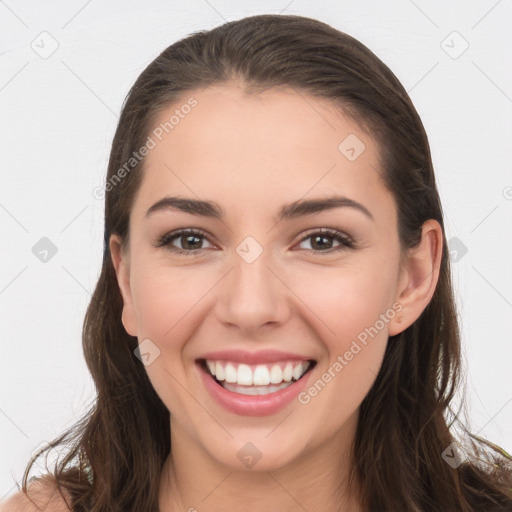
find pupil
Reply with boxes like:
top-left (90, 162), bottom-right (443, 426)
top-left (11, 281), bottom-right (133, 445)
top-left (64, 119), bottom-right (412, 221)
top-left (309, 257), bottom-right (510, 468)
top-left (312, 235), bottom-right (331, 250)
top-left (183, 235), bottom-right (201, 249)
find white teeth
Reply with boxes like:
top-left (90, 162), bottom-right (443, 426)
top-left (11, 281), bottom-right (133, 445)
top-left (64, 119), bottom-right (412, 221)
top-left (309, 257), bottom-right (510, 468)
top-left (223, 381), bottom-right (293, 395)
top-left (225, 362), bottom-right (237, 383)
top-left (283, 363), bottom-right (293, 382)
top-left (237, 364), bottom-right (253, 385)
top-left (215, 361), bottom-right (225, 381)
top-left (270, 364), bottom-right (282, 384)
top-left (292, 363), bottom-right (304, 380)
top-left (253, 365), bottom-right (270, 385)
top-left (204, 359), bottom-right (312, 387)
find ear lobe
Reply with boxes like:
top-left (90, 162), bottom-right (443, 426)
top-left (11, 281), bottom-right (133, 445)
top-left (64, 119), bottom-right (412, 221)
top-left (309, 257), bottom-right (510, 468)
top-left (109, 234), bottom-right (138, 337)
top-left (388, 220), bottom-right (443, 337)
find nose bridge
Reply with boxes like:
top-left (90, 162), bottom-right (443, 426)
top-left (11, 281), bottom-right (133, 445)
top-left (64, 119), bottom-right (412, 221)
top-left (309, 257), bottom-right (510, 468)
top-left (215, 237), bottom-right (288, 330)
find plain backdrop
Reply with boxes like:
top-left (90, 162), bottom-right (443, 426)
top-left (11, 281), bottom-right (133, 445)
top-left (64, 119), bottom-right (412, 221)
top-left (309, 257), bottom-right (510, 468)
top-left (1, 0), bottom-right (511, 500)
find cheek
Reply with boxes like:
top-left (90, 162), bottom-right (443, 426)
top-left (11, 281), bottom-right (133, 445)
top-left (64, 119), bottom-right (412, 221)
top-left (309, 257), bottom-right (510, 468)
top-left (288, 256), bottom-right (397, 353)
top-left (128, 259), bottom-right (223, 402)
top-left (295, 268), bottom-right (391, 439)
top-left (131, 260), bottom-right (211, 340)
top-left (289, 257), bottom-right (395, 417)
top-left (129, 262), bottom-right (210, 418)
top-left (298, 336), bottom-right (387, 444)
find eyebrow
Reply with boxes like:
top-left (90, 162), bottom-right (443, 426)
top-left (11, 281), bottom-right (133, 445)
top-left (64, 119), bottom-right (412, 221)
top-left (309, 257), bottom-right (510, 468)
top-left (145, 195), bottom-right (374, 223)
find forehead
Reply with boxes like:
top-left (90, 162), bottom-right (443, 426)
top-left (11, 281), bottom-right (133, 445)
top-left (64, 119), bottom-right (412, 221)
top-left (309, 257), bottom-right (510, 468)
top-left (133, 82), bottom-right (394, 221)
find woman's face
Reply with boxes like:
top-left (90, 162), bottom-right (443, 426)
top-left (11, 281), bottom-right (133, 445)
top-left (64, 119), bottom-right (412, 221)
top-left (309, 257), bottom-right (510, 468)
top-left (112, 82), bottom-right (409, 471)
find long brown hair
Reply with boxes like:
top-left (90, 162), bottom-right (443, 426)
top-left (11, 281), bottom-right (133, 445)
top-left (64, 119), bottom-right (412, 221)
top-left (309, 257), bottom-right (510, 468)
top-left (17, 14), bottom-right (512, 511)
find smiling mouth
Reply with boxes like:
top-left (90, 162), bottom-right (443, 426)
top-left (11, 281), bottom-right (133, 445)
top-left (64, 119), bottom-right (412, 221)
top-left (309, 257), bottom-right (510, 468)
top-left (198, 359), bottom-right (317, 396)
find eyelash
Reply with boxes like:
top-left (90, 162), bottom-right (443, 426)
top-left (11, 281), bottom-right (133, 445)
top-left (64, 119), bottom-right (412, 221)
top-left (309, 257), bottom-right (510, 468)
top-left (155, 227), bottom-right (356, 256)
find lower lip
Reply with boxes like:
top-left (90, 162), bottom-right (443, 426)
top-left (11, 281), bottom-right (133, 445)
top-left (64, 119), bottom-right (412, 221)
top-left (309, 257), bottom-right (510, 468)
top-left (197, 362), bottom-right (314, 416)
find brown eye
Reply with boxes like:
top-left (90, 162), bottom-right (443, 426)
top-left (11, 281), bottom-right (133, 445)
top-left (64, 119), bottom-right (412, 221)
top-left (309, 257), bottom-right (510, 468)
top-left (297, 228), bottom-right (355, 253)
top-left (156, 229), bottom-right (214, 255)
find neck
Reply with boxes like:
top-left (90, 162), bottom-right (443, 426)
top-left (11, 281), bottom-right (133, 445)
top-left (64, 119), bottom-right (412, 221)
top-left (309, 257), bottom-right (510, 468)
top-left (159, 413), bottom-right (362, 512)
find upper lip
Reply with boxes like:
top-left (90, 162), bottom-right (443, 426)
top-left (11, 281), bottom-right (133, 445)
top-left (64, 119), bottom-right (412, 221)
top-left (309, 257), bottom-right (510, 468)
top-left (197, 349), bottom-right (314, 365)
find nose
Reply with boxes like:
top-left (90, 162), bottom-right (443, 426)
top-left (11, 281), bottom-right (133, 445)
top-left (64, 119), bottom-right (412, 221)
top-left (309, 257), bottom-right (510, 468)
top-left (214, 244), bottom-right (291, 335)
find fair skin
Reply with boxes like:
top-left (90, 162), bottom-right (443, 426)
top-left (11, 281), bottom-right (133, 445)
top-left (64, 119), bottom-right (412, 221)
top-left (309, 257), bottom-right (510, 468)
top-left (108, 82), bottom-right (442, 512)
top-left (0, 477), bottom-right (74, 512)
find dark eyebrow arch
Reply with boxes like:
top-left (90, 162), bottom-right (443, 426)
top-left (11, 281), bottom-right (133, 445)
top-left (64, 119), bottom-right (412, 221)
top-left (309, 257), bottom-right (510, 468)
top-left (145, 195), bottom-right (374, 222)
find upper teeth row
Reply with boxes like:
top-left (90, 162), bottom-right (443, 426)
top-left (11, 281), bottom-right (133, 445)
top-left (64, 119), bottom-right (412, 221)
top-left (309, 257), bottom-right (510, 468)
top-left (206, 360), bottom-right (311, 386)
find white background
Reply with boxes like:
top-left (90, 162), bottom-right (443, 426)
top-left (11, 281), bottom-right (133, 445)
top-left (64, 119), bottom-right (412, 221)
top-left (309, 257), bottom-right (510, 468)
top-left (1, 0), bottom-right (511, 501)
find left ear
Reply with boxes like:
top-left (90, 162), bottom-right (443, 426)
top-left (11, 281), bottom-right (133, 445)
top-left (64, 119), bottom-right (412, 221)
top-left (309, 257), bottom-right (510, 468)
top-left (388, 219), bottom-right (444, 336)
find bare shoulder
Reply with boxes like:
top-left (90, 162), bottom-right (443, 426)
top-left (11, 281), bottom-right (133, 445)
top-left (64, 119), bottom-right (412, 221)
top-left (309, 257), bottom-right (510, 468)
top-left (0, 477), bottom-right (73, 512)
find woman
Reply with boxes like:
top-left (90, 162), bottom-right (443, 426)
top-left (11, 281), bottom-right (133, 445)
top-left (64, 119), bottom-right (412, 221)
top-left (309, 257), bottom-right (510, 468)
top-left (4, 13), bottom-right (511, 512)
